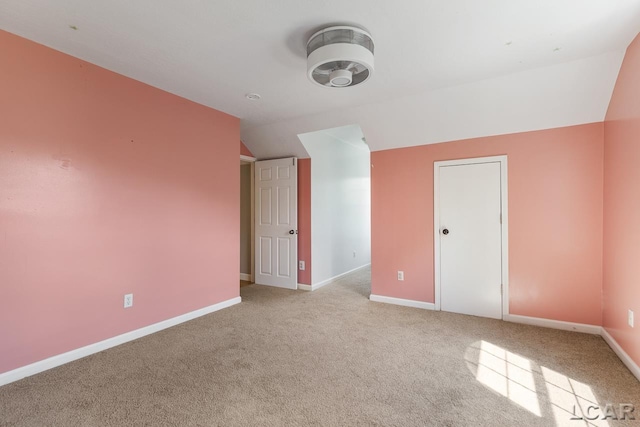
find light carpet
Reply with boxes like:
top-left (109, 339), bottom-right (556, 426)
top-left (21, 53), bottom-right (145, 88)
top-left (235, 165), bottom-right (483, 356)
top-left (1, 267), bottom-right (639, 426)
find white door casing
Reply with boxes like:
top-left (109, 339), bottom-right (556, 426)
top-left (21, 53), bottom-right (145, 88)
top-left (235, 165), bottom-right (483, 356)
top-left (240, 155), bottom-right (256, 283)
top-left (254, 157), bottom-right (298, 289)
top-left (434, 156), bottom-right (509, 319)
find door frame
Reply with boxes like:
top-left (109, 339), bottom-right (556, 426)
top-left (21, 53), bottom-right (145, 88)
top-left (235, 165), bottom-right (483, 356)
top-left (240, 154), bottom-right (256, 282)
top-left (253, 157), bottom-right (298, 289)
top-left (433, 155), bottom-right (509, 318)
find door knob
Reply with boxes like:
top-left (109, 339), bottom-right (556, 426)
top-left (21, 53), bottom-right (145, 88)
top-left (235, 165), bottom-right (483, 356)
top-left (289, 230), bottom-right (295, 235)
top-left (442, 228), bottom-right (449, 235)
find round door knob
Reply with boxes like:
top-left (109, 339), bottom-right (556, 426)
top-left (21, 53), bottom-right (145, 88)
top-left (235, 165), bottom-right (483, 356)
top-left (442, 228), bottom-right (449, 235)
top-left (289, 230), bottom-right (295, 235)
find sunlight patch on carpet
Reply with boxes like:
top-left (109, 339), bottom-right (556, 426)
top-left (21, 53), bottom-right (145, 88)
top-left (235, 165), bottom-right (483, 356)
top-left (466, 340), bottom-right (541, 416)
top-left (465, 340), bottom-right (611, 427)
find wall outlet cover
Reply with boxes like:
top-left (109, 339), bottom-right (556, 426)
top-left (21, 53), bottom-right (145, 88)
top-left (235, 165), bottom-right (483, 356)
top-left (124, 293), bottom-right (133, 308)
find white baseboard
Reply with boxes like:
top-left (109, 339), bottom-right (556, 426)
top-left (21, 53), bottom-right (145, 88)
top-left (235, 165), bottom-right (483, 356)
top-left (601, 328), bottom-right (640, 382)
top-left (369, 294), bottom-right (436, 310)
top-left (0, 296), bottom-right (242, 387)
top-left (239, 273), bottom-right (252, 282)
top-left (503, 314), bottom-right (602, 335)
top-left (302, 264), bottom-right (371, 292)
top-left (297, 283), bottom-right (312, 291)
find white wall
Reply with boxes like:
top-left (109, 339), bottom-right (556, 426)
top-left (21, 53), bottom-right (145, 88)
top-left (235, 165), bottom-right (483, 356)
top-left (299, 125), bottom-right (371, 285)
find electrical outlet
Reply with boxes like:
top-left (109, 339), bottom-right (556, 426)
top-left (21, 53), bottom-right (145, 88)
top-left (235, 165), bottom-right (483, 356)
top-left (397, 271), bottom-right (404, 281)
top-left (299, 260), bottom-right (305, 271)
top-left (124, 293), bottom-right (133, 308)
top-left (629, 310), bottom-right (634, 328)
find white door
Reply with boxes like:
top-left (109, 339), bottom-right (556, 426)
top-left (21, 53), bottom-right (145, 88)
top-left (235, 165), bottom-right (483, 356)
top-left (436, 159), bottom-right (504, 319)
top-left (254, 158), bottom-right (298, 289)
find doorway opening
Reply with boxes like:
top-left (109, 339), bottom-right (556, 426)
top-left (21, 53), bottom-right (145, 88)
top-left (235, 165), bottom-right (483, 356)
top-left (298, 124), bottom-right (372, 294)
top-left (240, 155), bottom-right (256, 287)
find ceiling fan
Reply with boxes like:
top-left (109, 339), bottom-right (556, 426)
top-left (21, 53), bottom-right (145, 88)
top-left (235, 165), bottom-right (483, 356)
top-left (307, 25), bottom-right (375, 88)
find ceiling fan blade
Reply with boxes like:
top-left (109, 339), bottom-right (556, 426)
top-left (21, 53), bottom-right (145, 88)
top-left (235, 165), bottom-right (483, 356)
top-left (313, 68), bottom-right (332, 76)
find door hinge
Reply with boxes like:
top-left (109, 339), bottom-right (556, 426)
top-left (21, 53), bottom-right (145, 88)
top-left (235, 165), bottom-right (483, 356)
top-left (500, 283), bottom-right (503, 294)
top-left (500, 213), bottom-right (502, 224)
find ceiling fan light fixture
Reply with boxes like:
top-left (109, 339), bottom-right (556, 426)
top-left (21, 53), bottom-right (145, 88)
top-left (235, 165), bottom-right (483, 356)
top-left (306, 25), bottom-right (374, 88)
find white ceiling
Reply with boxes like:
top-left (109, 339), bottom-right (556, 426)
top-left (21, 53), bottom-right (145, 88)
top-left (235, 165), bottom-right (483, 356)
top-left (245, 50), bottom-right (625, 158)
top-left (1, 0), bottom-right (639, 157)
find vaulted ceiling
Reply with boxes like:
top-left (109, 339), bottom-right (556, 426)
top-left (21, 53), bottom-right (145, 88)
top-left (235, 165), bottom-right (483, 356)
top-left (1, 0), bottom-right (639, 158)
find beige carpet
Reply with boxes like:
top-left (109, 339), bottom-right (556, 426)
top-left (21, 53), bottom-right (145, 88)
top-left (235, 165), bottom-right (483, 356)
top-left (1, 267), bottom-right (638, 426)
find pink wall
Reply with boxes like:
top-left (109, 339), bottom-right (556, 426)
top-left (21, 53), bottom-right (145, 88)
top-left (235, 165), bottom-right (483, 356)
top-left (240, 141), bottom-right (254, 157)
top-left (371, 123), bottom-right (604, 325)
top-left (603, 33), bottom-right (640, 366)
top-left (297, 159), bottom-right (312, 285)
top-left (0, 30), bottom-right (240, 374)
